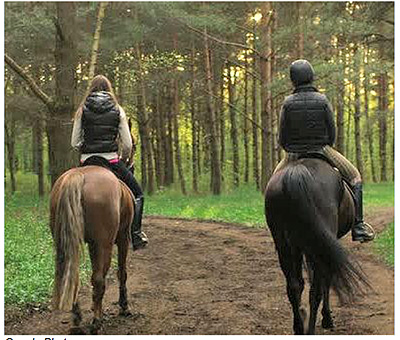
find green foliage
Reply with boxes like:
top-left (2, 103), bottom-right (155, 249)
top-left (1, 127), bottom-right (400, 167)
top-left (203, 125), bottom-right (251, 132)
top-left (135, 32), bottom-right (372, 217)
top-left (4, 193), bottom-right (54, 305)
top-left (363, 182), bottom-right (394, 207)
top-left (146, 184), bottom-right (266, 228)
top-left (374, 222), bottom-right (394, 267)
top-left (4, 177), bottom-right (90, 306)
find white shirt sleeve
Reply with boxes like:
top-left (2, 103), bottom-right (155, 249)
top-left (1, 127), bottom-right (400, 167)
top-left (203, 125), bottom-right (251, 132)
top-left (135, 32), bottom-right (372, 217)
top-left (71, 108), bottom-right (84, 151)
top-left (118, 106), bottom-right (133, 160)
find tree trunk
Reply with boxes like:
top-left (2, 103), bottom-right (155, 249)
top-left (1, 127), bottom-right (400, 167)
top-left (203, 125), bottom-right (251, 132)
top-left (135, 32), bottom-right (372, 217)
top-left (363, 48), bottom-right (377, 182)
top-left (191, 44), bottom-right (199, 193)
top-left (171, 76), bottom-right (187, 195)
top-left (5, 115), bottom-right (17, 194)
top-left (87, 1), bottom-right (108, 86)
top-left (335, 35), bottom-right (346, 154)
top-left (165, 89), bottom-right (175, 186)
top-left (151, 91), bottom-right (163, 188)
top-left (353, 49), bottom-right (363, 178)
top-left (228, 62), bottom-right (239, 187)
top-left (219, 61), bottom-right (226, 175)
top-left (345, 96), bottom-right (352, 159)
top-left (204, 30), bottom-right (222, 195)
top-left (259, 2), bottom-right (273, 190)
top-left (136, 42), bottom-right (155, 194)
top-left (270, 13), bottom-right (278, 169)
top-left (252, 37), bottom-right (260, 190)
top-left (33, 116), bottom-right (45, 196)
top-left (48, 1), bottom-right (78, 184)
top-left (243, 51), bottom-right (250, 183)
top-left (378, 71), bottom-right (388, 182)
top-left (296, 2), bottom-right (304, 58)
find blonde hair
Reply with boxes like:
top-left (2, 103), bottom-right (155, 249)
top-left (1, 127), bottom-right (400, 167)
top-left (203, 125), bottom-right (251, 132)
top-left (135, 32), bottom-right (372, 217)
top-left (74, 75), bottom-right (119, 119)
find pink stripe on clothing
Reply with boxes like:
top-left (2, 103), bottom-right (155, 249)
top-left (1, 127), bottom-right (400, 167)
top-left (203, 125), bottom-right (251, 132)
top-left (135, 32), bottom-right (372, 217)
top-left (108, 158), bottom-right (119, 164)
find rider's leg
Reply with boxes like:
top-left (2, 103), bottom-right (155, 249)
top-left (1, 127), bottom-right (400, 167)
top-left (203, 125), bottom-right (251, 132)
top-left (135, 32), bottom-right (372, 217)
top-left (110, 161), bottom-right (148, 250)
top-left (273, 153), bottom-right (289, 174)
top-left (128, 176), bottom-right (148, 251)
top-left (322, 146), bottom-right (375, 242)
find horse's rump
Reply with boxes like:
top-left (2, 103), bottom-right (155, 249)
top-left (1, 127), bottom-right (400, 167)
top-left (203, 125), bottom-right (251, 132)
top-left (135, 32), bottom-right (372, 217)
top-left (50, 166), bottom-right (133, 312)
top-left (266, 159), bottom-right (368, 301)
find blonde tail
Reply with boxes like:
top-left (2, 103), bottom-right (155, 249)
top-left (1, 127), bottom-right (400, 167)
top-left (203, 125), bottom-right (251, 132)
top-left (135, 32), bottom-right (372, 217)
top-left (52, 171), bottom-right (85, 311)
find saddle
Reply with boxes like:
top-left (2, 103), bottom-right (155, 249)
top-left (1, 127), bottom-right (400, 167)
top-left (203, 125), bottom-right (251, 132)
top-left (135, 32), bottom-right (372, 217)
top-left (295, 152), bottom-right (355, 202)
top-left (81, 155), bottom-right (113, 170)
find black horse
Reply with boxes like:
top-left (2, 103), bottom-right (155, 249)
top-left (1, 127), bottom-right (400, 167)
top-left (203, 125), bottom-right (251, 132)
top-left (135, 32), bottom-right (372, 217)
top-left (265, 157), bottom-right (369, 335)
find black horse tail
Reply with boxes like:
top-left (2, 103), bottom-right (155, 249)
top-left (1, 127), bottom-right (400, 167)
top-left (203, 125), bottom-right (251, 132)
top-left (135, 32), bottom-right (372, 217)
top-left (281, 163), bottom-right (369, 302)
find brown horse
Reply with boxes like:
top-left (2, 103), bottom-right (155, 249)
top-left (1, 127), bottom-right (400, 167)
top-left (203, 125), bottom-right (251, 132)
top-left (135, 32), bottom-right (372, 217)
top-left (265, 158), bottom-right (370, 335)
top-left (50, 165), bottom-right (134, 334)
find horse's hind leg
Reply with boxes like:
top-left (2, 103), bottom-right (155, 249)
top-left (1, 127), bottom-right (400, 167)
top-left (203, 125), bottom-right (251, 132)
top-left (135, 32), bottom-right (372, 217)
top-left (68, 302), bottom-right (86, 335)
top-left (274, 237), bottom-right (305, 335)
top-left (307, 264), bottom-right (323, 335)
top-left (321, 280), bottom-right (334, 329)
top-left (69, 279), bottom-right (85, 334)
top-left (88, 241), bottom-right (113, 334)
top-left (117, 235), bottom-right (131, 316)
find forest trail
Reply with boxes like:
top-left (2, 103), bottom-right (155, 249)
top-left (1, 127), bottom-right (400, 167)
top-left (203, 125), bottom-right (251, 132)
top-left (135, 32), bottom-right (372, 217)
top-left (5, 207), bottom-right (394, 335)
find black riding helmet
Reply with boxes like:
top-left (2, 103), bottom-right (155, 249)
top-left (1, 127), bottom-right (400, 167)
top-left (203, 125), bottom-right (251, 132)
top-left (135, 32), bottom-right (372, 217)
top-left (289, 59), bottom-right (315, 87)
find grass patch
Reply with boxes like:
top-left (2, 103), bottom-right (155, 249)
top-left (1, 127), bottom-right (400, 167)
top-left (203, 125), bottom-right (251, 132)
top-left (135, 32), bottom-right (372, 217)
top-left (146, 184), bottom-right (266, 228)
top-left (146, 182), bottom-right (394, 227)
top-left (373, 222), bottom-right (394, 267)
top-left (4, 187), bottom-right (91, 306)
top-left (363, 182), bottom-right (394, 207)
top-left (5, 193), bottom-right (54, 305)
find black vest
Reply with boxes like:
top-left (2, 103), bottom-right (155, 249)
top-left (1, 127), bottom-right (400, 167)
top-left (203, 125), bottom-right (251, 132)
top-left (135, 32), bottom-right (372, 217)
top-left (278, 85), bottom-right (336, 153)
top-left (81, 91), bottom-right (120, 154)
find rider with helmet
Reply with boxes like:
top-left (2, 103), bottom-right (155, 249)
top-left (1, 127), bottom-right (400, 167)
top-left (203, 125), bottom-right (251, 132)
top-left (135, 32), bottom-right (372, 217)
top-left (275, 60), bottom-right (375, 243)
top-left (71, 75), bottom-right (148, 251)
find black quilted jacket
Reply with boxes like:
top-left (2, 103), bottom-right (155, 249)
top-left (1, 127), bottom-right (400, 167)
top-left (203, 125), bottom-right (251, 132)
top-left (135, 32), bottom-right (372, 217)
top-left (278, 85), bottom-right (336, 153)
top-left (81, 91), bottom-right (120, 154)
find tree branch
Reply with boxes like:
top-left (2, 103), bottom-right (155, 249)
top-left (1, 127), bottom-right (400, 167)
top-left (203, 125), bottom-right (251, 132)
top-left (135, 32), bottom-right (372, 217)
top-left (176, 18), bottom-right (267, 59)
top-left (5, 53), bottom-right (54, 110)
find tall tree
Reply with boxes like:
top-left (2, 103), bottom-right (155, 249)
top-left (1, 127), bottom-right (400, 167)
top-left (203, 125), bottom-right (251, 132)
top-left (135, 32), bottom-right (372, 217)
top-left (5, 2), bottom-right (78, 185)
top-left (259, 2), bottom-right (273, 190)
top-left (204, 30), bottom-right (222, 195)
top-left (228, 62), bottom-right (240, 187)
top-left (87, 2), bottom-right (108, 85)
top-left (353, 48), bottom-right (363, 177)
top-left (363, 47), bottom-right (377, 182)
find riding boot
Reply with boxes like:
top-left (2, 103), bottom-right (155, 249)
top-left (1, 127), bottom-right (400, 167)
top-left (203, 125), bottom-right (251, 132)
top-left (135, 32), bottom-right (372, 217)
top-left (351, 182), bottom-right (375, 243)
top-left (131, 196), bottom-right (148, 251)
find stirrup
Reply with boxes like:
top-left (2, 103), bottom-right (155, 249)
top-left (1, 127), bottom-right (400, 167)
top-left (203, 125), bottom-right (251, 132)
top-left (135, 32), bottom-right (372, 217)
top-left (132, 232), bottom-right (148, 251)
top-left (352, 222), bottom-right (375, 243)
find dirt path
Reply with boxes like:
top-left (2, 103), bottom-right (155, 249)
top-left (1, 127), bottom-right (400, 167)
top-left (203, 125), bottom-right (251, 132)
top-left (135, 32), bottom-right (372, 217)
top-left (5, 207), bottom-right (394, 335)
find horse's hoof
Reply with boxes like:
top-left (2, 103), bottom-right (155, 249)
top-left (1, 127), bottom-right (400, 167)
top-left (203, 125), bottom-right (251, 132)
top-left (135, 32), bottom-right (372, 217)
top-left (89, 318), bottom-right (102, 335)
top-left (322, 317), bottom-right (334, 329)
top-left (119, 309), bottom-right (133, 317)
top-left (299, 307), bottom-right (307, 323)
top-left (88, 324), bottom-right (99, 335)
top-left (69, 326), bottom-right (86, 335)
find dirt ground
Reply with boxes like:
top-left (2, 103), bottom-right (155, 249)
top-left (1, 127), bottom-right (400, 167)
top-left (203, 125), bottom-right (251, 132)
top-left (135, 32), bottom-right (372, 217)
top-left (4, 207), bottom-right (394, 335)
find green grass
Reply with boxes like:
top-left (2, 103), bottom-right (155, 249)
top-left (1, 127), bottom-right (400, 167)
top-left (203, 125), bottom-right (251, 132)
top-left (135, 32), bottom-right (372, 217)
top-left (4, 173), bottom-right (91, 306)
top-left (363, 182), bottom-right (395, 207)
top-left (374, 222), bottom-right (395, 267)
top-left (4, 173), bottom-right (394, 306)
top-left (145, 182), bottom-right (394, 225)
top-left (146, 185), bottom-right (266, 228)
top-left (4, 193), bottom-right (54, 305)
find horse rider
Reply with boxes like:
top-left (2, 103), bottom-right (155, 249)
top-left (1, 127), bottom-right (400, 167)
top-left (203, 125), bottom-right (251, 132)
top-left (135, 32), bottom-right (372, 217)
top-left (274, 59), bottom-right (375, 243)
top-left (71, 74), bottom-right (148, 251)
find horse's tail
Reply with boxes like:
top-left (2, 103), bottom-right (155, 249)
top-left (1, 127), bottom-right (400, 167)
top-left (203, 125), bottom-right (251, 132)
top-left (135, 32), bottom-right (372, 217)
top-left (281, 163), bottom-right (369, 302)
top-left (52, 170), bottom-right (85, 311)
